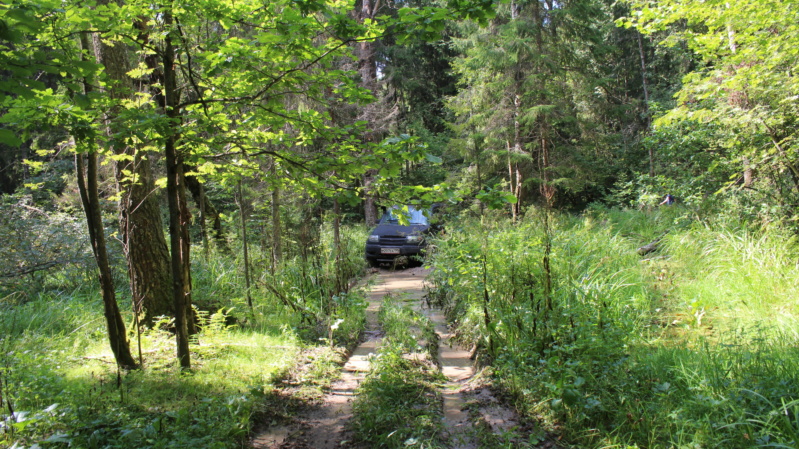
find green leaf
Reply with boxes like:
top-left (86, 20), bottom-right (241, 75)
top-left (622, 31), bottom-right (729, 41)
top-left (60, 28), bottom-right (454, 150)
top-left (0, 129), bottom-right (22, 147)
top-left (45, 433), bottom-right (72, 443)
top-left (74, 94), bottom-right (91, 109)
top-left (424, 153), bottom-right (442, 164)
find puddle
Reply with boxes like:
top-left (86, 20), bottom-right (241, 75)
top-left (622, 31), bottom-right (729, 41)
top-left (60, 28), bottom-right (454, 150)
top-left (421, 301), bottom-right (477, 448)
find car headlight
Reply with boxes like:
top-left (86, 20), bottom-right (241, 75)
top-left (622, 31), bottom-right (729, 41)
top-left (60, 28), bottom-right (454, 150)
top-left (406, 235), bottom-right (424, 244)
top-left (368, 235), bottom-right (380, 243)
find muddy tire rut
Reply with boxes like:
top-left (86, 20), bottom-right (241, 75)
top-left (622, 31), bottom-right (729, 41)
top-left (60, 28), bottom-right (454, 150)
top-left (250, 267), bottom-right (548, 449)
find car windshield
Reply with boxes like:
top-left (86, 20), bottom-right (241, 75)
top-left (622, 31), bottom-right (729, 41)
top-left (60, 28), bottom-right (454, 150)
top-left (379, 206), bottom-right (429, 225)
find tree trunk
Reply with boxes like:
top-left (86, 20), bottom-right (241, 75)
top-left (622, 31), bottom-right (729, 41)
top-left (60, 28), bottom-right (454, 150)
top-left (333, 196), bottom-right (342, 295)
top-left (363, 172), bottom-right (378, 225)
top-left (237, 181), bottom-right (253, 311)
top-left (637, 31), bottom-right (653, 177)
top-left (505, 138), bottom-right (522, 221)
top-left (743, 157), bottom-right (754, 188)
top-left (512, 82), bottom-right (523, 220)
top-left (76, 151), bottom-right (138, 370)
top-left (540, 131), bottom-right (555, 206)
top-left (162, 10), bottom-right (192, 369)
top-left (92, 0), bottom-right (173, 327)
top-left (185, 173), bottom-right (229, 252)
top-left (270, 161), bottom-right (282, 272)
top-left (357, 0), bottom-right (381, 225)
top-left (474, 141), bottom-right (484, 215)
top-left (117, 159), bottom-right (173, 325)
top-left (726, 25), bottom-right (755, 188)
top-left (76, 31), bottom-right (138, 370)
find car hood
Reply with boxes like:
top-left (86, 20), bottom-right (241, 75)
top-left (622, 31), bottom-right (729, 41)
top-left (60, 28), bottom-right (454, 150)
top-left (370, 223), bottom-right (428, 236)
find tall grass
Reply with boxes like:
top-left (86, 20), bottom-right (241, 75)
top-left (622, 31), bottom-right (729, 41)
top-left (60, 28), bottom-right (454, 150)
top-left (427, 206), bottom-right (799, 448)
top-left (664, 225), bottom-right (799, 335)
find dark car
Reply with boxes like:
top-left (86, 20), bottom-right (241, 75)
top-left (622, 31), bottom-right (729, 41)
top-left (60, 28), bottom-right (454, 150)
top-left (365, 205), bottom-right (431, 267)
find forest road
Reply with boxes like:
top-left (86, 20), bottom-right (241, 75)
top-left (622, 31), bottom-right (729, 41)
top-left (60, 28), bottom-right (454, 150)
top-left (250, 266), bottom-right (546, 449)
top-left (249, 267), bottom-right (428, 448)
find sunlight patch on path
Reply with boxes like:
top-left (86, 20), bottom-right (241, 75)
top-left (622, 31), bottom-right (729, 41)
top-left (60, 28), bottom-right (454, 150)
top-left (419, 303), bottom-right (477, 448)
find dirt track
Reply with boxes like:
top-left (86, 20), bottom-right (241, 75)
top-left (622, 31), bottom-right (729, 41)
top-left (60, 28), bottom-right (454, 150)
top-left (251, 267), bottom-right (545, 449)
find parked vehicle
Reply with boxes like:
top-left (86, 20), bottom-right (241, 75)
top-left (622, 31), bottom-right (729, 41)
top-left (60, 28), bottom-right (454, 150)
top-left (364, 205), bottom-right (431, 267)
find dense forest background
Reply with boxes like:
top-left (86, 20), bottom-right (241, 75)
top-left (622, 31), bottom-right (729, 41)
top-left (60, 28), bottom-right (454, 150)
top-left (4, 0), bottom-right (798, 250)
top-left (2, 0), bottom-right (798, 447)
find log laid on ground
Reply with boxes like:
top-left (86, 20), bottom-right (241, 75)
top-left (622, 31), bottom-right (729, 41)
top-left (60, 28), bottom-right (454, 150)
top-left (637, 230), bottom-right (669, 256)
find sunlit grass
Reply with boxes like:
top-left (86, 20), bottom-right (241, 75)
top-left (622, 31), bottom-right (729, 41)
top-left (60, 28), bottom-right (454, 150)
top-left (352, 295), bottom-right (445, 448)
top-left (665, 226), bottom-right (799, 337)
top-left (2, 223), bottom-right (369, 448)
top-left (60, 323), bottom-right (300, 404)
top-left (2, 296), bottom-right (303, 448)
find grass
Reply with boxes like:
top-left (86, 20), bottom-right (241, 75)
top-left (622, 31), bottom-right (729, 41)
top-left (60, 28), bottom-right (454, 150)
top-left (663, 226), bottom-right (799, 335)
top-left (1, 224), bottom-right (370, 448)
top-left (351, 294), bottom-right (446, 448)
top-left (427, 205), bottom-right (799, 448)
top-left (1, 297), bottom-right (302, 448)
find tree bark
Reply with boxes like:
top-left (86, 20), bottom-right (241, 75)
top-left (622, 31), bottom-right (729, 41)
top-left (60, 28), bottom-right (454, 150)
top-left (76, 151), bottom-right (138, 370)
top-left (237, 181), bottom-right (253, 311)
top-left (76, 31), bottom-right (138, 370)
top-left (363, 173), bottom-right (378, 225)
top-left (511, 78), bottom-right (523, 220)
top-left (357, 0), bottom-right (381, 225)
top-left (637, 31), bottom-right (653, 177)
top-left (270, 162), bottom-right (282, 272)
top-left (91, 0), bottom-right (173, 327)
top-left (333, 196), bottom-right (342, 295)
top-left (162, 9), bottom-right (192, 369)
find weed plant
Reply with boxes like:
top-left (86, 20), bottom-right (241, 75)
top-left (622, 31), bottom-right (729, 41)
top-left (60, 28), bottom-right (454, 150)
top-left (188, 223), bottom-right (368, 348)
top-left (427, 206), bottom-right (799, 448)
top-left (351, 295), bottom-right (445, 448)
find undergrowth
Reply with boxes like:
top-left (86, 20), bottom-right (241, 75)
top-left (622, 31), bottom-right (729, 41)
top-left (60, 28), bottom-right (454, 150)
top-left (1, 224), bottom-right (369, 448)
top-left (427, 205), bottom-right (799, 448)
top-left (1, 308), bottom-right (297, 448)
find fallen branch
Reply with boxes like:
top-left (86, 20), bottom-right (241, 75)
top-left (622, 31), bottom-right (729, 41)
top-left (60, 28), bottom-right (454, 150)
top-left (0, 260), bottom-right (73, 278)
top-left (637, 230), bottom-right (669, 256)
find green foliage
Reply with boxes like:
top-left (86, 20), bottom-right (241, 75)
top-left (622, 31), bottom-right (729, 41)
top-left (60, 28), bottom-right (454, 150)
top-left (0, 216), bottom-right (372, 447)
top-left (1, 0), bottom-right (467, 221)
top-left (621, 0), bottom-right (799, 225)
top-left (475, 186), bottom-right (517, 210)
top-left (445, 0), bottom-right (646, 209)
top-left (428, 207), bottom-right (799, 448)
top-left (190, 220), bottom-right (368, 346)
top-left (0, 195), bottom-right (115, 298)
top-left (0, 293), bottom-right (294, 449)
